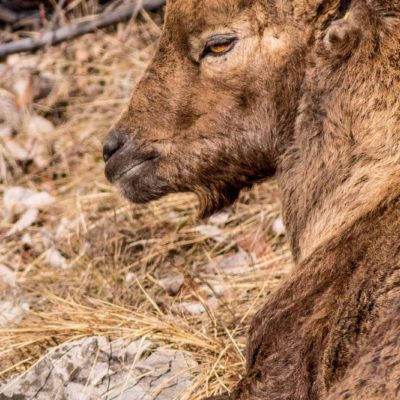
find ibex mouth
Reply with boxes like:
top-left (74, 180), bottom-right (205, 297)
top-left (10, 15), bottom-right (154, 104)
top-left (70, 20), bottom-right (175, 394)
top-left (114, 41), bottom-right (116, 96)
top-left (105, 154), bottom-right (159, 184)
top-left (111, 160), bottom-right (147, 182)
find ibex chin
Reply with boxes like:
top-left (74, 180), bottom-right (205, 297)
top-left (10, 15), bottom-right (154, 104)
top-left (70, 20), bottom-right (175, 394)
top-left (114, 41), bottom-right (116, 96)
top-left (103, 0), bottom-right (400, 398)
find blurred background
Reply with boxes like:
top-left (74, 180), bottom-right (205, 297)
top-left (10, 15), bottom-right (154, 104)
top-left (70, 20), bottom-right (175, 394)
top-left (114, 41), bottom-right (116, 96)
top-left (0, 1), bottom-right (291, 398)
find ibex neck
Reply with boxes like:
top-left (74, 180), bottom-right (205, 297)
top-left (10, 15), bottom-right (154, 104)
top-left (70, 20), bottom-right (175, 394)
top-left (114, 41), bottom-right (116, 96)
top-left (278, 0), bottom-right (400, 262)
top-left (291, 165), bottom-right (400, 262)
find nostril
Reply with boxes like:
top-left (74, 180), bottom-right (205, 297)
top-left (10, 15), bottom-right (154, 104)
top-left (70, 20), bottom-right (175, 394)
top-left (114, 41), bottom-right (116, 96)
top-left (103, 132), bottom-right (125, 162)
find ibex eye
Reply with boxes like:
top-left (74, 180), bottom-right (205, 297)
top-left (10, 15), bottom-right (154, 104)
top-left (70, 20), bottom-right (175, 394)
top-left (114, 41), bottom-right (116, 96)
top-left (202, 35), bottom-right (238, 59)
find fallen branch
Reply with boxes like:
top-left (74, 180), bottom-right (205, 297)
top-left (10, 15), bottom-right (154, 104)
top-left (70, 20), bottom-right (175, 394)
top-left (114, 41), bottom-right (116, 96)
top-left (0, 0), bottom-right (166, 59)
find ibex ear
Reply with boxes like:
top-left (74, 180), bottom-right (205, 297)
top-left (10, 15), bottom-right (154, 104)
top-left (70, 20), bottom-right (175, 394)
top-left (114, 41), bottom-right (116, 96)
top-left (320, 7), bottom-right (362, 57)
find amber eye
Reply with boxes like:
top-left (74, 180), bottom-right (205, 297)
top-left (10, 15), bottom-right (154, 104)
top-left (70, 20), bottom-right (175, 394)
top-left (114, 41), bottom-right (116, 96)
top-left (209, 43), bottom-right (233, 54)
top-left (201, 36), bottom-right (237, 59)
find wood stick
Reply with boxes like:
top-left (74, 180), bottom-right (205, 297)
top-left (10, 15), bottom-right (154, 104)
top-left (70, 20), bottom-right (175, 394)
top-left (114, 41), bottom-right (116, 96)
top-left (0, 0), bottom-right (166, 60)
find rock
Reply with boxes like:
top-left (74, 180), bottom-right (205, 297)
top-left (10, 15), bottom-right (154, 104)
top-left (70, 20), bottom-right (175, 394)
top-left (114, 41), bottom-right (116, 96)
top-left (55, 217), bottom-right (77, 240)
top-left (21, 233), bottom-right (32, 246)
top-left (0, 88), bottom-right (21, 131)
top-left (206, 250), bottom-right (255, 275)
top-left (158, 274), bottom-right (184, 296)
top-left (209, 211), bottom-right (230, 226)
top-left (125, 272), bottom-right (137, 283)
top-left (195, 224), bottom-right (225, 243)
top-left (26, 114), bottom-right (54, 137)
top-left (3, 187), bottom-right (55, 218)
top-left (173, 298), bottom-right (218, 315)
top-left (46, 248), bottom-right (68, 269)
top-left (0, 264), bottom-right (16, 287)
top-left (174, 302), bottom-right (207, 315)
top-left (201, 279), bottom-right (226, 297)
top-left (2, 139), bottom-right (29, 162)
top-left (0, 337), bottom-right (198, 400)
top-left (0, 125), bottom-right (13, 138)
top-left (0, 301), bottom-right (29, 328)
top-left (6, 208), bottom-right (38, 236)
top-left (272, 216), bottom-right (286, 236)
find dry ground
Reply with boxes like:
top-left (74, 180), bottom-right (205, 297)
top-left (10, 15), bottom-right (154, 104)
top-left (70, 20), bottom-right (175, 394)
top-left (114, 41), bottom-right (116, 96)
top-left (0, 7), bottom-right (292, 398)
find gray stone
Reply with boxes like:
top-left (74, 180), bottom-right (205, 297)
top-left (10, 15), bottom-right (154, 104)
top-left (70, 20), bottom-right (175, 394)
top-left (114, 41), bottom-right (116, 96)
top-left (0, 336), bottom-right (198, 400)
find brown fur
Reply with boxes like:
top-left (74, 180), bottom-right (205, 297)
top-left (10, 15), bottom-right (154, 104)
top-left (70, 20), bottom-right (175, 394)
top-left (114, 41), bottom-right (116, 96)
top-left (103, 0), bottom-right (400, 399)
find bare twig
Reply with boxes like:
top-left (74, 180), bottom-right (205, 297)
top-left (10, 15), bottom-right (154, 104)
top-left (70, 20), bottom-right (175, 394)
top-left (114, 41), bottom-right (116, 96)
top-left (0, 0), bottom-right (166, 59)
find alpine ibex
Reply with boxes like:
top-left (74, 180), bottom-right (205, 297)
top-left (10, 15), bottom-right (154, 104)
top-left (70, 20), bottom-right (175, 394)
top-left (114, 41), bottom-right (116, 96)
top-left (103, 0), bottom-right (400, 398)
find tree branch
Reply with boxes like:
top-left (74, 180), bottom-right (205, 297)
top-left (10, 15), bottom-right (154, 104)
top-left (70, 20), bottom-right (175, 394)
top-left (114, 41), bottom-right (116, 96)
top-left (0, 0), bottom-right (166, 60)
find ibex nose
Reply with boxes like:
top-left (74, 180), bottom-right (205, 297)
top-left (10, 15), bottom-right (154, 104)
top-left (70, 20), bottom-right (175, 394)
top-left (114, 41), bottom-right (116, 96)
top-left (103, 131), bottom-right (126, 162)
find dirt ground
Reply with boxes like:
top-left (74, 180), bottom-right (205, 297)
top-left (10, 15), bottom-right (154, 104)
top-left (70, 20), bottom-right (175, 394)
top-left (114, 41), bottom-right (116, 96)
top-left (0, 7), bottom-right (292, 398)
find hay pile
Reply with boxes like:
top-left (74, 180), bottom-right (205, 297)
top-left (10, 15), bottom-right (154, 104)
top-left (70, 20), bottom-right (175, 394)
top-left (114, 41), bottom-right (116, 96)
top-left (0, 4), bottom-right (292, 398)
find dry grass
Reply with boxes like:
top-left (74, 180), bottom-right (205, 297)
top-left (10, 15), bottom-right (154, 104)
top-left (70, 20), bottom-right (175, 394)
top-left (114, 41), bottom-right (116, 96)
top-left (0, 6), bottom-right (292, 398)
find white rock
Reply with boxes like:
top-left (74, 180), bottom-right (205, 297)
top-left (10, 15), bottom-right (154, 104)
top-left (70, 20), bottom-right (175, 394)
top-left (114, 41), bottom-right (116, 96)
top-left (0, 88), bottom-right (21, 130)
top-left (21, 233), bottom-right (33, 246)
top-left (46, 248), bottom-right (68, 269)
top-left (3, 187), bottom-right (55, 217)
top-left (2, 139), bottom-right (29, 161)
top-left (0, 264), bottom-right (16, 287)
top-left (209, 211), bottom-right (230, 226)
top-left (55, 217), bottom-right (76, 240)
top-left (6, 208), bottom-right (38, 236)
top-left (26, 137), bottom-right (49, 168)
top-left (27, 114), bottom-right (54, 137)
top-left (272, 216), bottom-right (286, 236)
top-left (0, 337), bottom-right (198, 400)
top-left (158, 274), bottom-right (184, 295)
top-left (206, 250), bottom-right (254, 275)
top-left (173, 298), bottom-right (218, 315)
top-left (195, 224), bottom-right (225, 243)
top-left (125, 272), bottom-right (137, 283)
top-left (0, 301), bottom-right (29, 328)
top-left (201, 280), bottom-right (226, 297)
top-left (0, 125), bottom-right (13, 138)
top-left (175, 302), bottom-right (207, 315)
